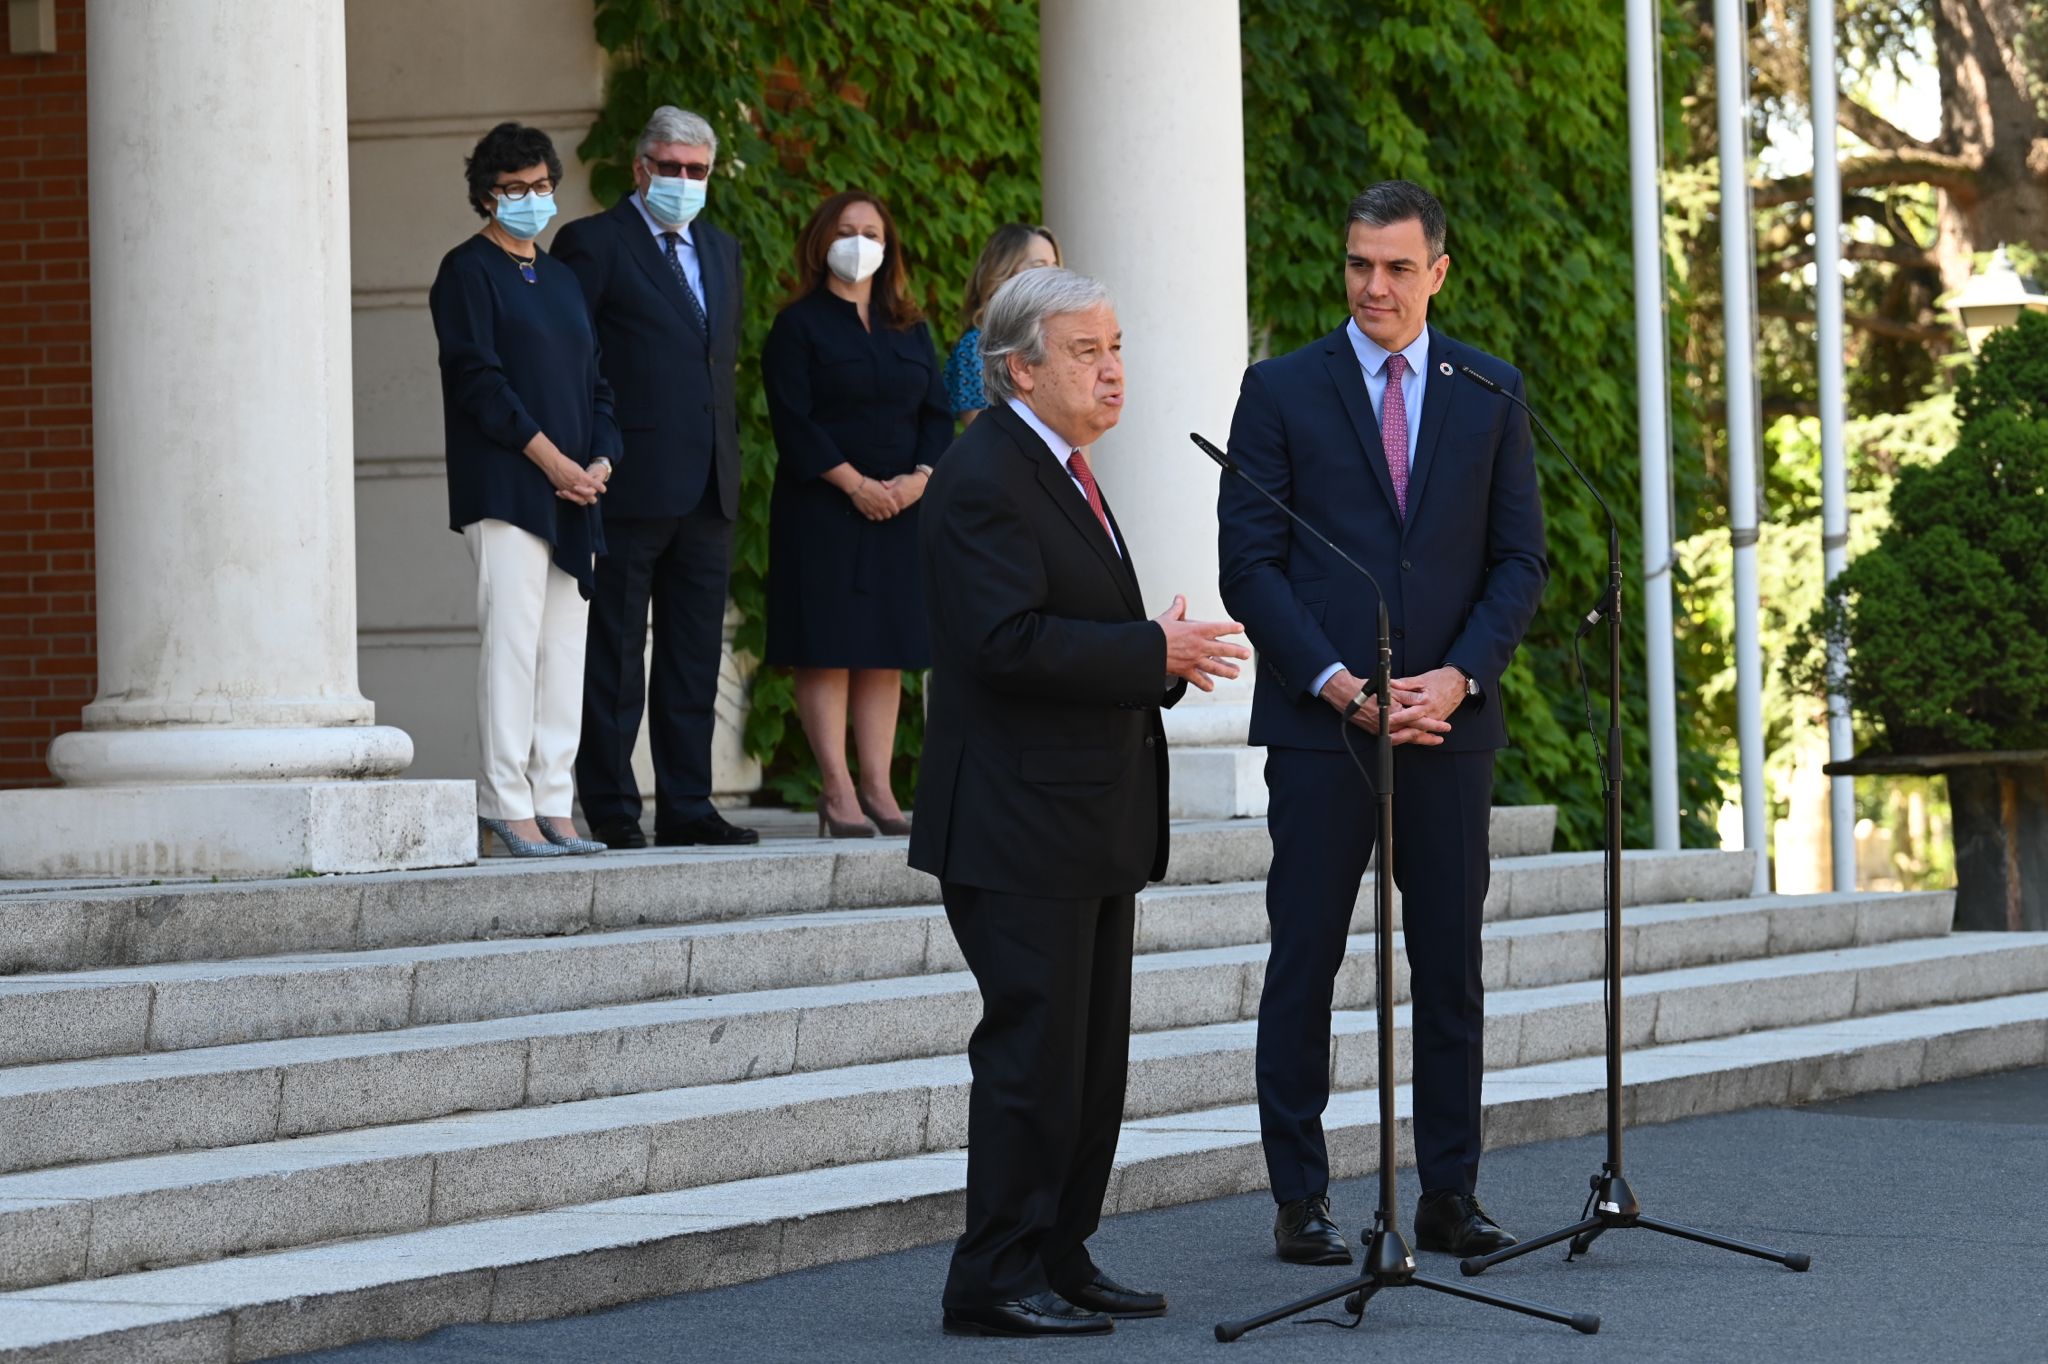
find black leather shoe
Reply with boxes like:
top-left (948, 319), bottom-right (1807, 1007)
top-left (589, 821), bottom-right (646, 850)
top-left (1275, 1194), bottom-right (1353, 1265)
top-left (1413, 1191), bottom-right (1519, 1256)
top-left (655, 812), bottom-right (761, 847)
top-left (941, 1291), bottom-right (1113, 1337)
top-left (1060, 1270), bottom-right (1166, 1319)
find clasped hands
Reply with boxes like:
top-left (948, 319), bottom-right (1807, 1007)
top-left (828, 462), bottom-right (928, 522)
top-left (1319, 665), bottom-right (1467, 746)
top-left (1154, 595), bottom-right (1251, 693)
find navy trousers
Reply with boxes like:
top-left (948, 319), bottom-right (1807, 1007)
top-left (1257, 743), bottom-right (1495, 1202)
top-left (576, 477), bottom-right (732, 834)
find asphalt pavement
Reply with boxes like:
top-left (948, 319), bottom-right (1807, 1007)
top-left (292, 1066), bottom-right (2048, 1364)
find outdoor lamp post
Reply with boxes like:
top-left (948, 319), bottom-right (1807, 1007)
top-left (1948, 245), bottom-right (2048, 351)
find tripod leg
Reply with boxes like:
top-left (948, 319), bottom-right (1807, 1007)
top-left (1412, 1273), bottom-right (1601, 1334)
top-left (1214, 1275), bottom-right (1378, 1343)
top-left (1569, 1223), bottom-right (1609, 1257)
top-left (1635, 1215), bottom-right (1811, 1271)
top-left (1460, 1215), bottom-right (1604, 1276)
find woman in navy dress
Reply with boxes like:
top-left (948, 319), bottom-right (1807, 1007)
top-left (763, 190), bottom-right (952, 837)
top-left (428, 123), bottom-right (619, 858)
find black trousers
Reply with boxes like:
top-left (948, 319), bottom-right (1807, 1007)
top-left (576, 479), bottom-right (732, 833)
top-left (941, 883), bottom-right (1136, 1309)
top-left (1257, 744), bottom-right (1495, 1202)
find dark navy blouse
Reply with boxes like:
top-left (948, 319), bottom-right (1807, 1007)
top-left (428, 234), bottom-right (621, 594)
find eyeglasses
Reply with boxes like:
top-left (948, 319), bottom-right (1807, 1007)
top-left (492, 179), bottom-right (556, 201)
top-left (643, 155), bottom-right (712, 181)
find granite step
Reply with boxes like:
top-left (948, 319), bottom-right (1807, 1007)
top-left (2, 990), bottom-right (2040, 1361)
top-left (0, 845), bottom-right (1751, 1068)
top-left (0, 914), bottom-right (2012, 1291)
top-left (0, 809), bottom-right (1562, 977)
top-left (0, 887), bottom-right (1926, 1174)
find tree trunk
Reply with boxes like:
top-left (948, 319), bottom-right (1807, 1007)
top-left (1933, 0), bottom-right (2048, 291)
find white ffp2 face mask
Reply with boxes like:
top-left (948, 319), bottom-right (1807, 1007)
top-left (827, 235), bottom-right (885, 284)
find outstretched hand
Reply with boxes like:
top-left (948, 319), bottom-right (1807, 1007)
top-left (1154, 595), bottom-right (1251, 693)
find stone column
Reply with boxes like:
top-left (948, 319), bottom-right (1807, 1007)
top-left (0, 0), bottom-right (471, 878)
top-left (1039, 0), bottom-right (1262, 816)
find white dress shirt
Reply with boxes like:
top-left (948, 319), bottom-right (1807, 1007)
top-left (1006, 397), bottom-right (1123, 557)
top-left (630, 191), bottom-right (706, 309)
top-left (1309, 323), bottom-right (1432, 698)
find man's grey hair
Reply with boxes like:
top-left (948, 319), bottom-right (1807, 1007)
top-left (981, 267), bottom-right (1113, 403)
top-left (1346, 180), bottom-right (1446, 259)
top-left (637, 106), bottom-right (718, 162)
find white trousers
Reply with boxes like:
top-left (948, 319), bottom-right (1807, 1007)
top-left (464, 519), bottom-right (588, 822)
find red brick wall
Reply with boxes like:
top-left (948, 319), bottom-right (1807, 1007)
top-left (0, 0), bottom-right (92, 788)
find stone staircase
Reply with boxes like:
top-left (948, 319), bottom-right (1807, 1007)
top-left (0, 809), bottom-right (2044, 1360)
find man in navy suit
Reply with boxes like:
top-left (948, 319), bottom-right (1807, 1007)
top-left (1218, 181), bottom-right (1547, 1264)
top-left (554, 106), bottom-right (757, 848)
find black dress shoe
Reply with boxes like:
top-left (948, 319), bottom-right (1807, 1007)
top-left (1275, 1194), bottom-right (1353, 1265)
top-left (654, 812), bottom-right (761, 847)
top-left (1060, 1270), bottom-right (1166, 1318)
top-left (589, 821), bottom-right (646, 850)
top-left (1413, 1191), bottom-right (1519, 1256)
top-left (941, 1291), bottom-right (1113, 1337)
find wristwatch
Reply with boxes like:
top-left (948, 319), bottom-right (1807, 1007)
top-left (1449, 664), bottom-right (1480, 699)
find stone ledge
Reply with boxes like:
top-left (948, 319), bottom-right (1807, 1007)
top-left (0, 782), bottom-right (476, 881)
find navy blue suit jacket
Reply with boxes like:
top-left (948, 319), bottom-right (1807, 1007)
top-left (551, 198), bottom-right (743, 520)
top-left (1217, 323), bottom-right (1547, 753)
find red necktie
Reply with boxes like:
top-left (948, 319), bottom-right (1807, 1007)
top-left (1066, 448), bottom-right (1116, 546)
top-left (1383, 352), bottom-right (1410, 519)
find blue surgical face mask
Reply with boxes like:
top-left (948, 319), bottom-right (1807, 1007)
top-left (495, 190), bottom-right (557, 242)
top-left (645, 175), bottom-right (706, 227)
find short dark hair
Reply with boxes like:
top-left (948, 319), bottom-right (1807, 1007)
top-left (1346, 180), bottom-right (1446, 259)
top-left (463, 122), bottom-right (563, 220)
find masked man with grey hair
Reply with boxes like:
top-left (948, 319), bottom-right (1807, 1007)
top-left (554, 107), bottom-right (755, 850)
top-left (911, 268), bottom-right (1249, 1337)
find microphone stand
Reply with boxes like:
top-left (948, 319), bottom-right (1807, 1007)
top-left (1449, 367), bottom-right (1809, 1278)
top-left (1191, 433), bottom-right (1597, 1342)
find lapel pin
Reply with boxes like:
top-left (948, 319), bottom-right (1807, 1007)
top-left (1439, 361), bottom-right (1453, 376)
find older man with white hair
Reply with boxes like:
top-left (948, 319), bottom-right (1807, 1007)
top-left (554, 107), bottom-right (755, 851)
top-left (911, 268), bottom-right (1249, 1337)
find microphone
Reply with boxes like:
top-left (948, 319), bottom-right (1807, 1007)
top-left (1456, 365), bottom-right (1619, 639)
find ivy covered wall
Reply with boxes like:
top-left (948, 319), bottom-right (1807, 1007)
top-left (583, 0), bottom-right (1722, 848)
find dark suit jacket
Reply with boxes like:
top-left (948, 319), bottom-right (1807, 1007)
top-left (551, 197), bottom-right (743, 520)
top-left (1218, 323), bottom-right (1547, 753)
top-left (910, 402), bottom-right (1186, 899)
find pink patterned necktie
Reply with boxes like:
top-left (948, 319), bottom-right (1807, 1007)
top-left (1382, 352), bottom-right (1410, 519)
top-left (1067, 448), bottom-right (1116, 547)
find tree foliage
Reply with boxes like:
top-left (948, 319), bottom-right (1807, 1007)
top-left (1791, 312), bottom-right (2048, 753)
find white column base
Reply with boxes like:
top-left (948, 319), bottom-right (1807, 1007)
top-left (1163, 672), bottom-right (1266, 819)
top-left (0, 780), bottom-right (477, 880)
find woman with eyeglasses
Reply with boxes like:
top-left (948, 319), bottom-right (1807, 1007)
top-left (762, 189), bottom-right (952, 838)
top-left (428, 122), bottom-right (619, 858)
top-left (946, 223), bottom-right (1062, 427)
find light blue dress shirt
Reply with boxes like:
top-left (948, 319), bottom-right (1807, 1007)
top-left (630, 191), bottom-right (706, 310)
top-left (1309, 322), bottom-right (1432, 698)
top-left (1006, 397), bottom-right (1123, 557)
